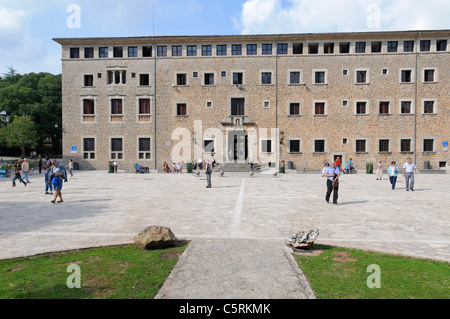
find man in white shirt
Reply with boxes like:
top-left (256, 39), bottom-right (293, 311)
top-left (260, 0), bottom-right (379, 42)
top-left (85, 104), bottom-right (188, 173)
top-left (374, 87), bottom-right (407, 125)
top-left (403, 158), bottom-right (417, 191)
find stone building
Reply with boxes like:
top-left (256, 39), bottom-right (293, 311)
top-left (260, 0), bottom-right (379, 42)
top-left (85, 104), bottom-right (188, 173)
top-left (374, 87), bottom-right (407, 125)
top-left (54, 30), bottom-right (449, 171)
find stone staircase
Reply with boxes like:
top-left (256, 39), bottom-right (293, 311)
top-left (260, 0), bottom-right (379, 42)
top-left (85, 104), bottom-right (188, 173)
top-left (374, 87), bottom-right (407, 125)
top-left (214, 162), bottom-right (262, 172)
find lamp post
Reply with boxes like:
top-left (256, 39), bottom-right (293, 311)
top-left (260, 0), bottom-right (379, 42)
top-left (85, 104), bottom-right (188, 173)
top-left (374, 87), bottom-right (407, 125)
top-left (0, 109), bottom-right (10, 126)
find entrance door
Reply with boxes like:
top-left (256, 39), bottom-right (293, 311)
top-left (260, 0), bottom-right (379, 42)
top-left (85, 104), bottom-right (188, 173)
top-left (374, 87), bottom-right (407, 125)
top-left (228, 131), bottom-right (248, 162)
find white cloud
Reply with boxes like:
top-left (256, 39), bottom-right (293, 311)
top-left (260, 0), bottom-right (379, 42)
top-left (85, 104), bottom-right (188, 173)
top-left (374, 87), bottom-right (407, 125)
top-left (237, 0), bottom-right (450, 34)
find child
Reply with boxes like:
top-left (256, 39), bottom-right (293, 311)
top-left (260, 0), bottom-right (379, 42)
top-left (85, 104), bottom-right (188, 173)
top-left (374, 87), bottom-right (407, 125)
top-left (45, 167), bottom-right (53, 195)
top-left (12, 163), bottom-right (27, 187)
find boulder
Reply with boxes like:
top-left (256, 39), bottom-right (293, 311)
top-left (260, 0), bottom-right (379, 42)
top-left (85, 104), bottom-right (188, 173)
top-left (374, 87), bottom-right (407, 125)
top-left (134, 225), bottom-right (178, 250)
top-left (285, 229), bottom-right (319, 250)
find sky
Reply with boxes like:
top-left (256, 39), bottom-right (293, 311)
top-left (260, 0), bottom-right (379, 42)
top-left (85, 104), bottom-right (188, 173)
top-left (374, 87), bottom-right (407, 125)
top-left (0, 0), bottom-right (449, 75)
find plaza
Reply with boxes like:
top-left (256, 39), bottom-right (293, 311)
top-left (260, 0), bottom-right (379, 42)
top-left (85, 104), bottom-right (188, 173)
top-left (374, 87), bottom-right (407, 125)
top-left (1, 170), bottom-right (449, 262)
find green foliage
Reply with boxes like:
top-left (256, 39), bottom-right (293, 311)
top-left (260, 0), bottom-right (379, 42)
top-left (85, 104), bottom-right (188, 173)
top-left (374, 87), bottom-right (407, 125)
top-left (0, 68), bottom-right (62, 155)
top-left (0, 116), bottom-right (39, 157)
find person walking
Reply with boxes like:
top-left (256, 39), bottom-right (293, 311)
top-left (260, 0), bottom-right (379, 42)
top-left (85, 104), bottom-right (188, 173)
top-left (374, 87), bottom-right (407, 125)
top-left (50, 160), bottom-right (67, 203)
top-left (12, 163), bottom-right (27, 187)
top-left (387, 161), bottom-right (399, 190)
top-left (38, 159), bottom-right (43, 174)
top-left (403, 158), bottom-right (417, 191)
top-left (324, 161), bottom-right (340, 205)
top-left (44, 166), bottom-right (53, 195)
top-left (67, 159), bottom-right (74, 177)
top-left (376, 160), bottom-right (384, 180)
top-left (205, 160), bottom-right (213, 188)
top-left (21, 158), bottom-right (30, 183)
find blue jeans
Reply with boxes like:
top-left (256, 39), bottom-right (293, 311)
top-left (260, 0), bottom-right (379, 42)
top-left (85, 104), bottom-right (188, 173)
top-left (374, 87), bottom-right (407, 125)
top-left (12, 174), bottom-right (26, 186)
top-left (23, 171), bottom-right (29, 183)
top-left (45, 181), bottom-right (53, 192)
top-left (389, 176), bottom-right (397, 189)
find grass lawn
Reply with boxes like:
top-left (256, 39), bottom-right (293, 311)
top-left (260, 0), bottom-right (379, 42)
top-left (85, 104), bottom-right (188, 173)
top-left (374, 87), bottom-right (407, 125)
top-left (0, 243), bottom-right (188, 299)
top-left (293, 245), bottom-right (449, 299)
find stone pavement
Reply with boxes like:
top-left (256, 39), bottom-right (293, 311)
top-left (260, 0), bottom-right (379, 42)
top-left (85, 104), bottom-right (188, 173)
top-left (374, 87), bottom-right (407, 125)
top-left (0, 169), bottom-right (449, 298)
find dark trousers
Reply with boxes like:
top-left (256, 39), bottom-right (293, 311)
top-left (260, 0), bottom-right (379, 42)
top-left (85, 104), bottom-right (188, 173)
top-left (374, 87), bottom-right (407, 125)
top-left (389, 176), bottom-right (397, 189)
top-left (326, 179), bottom-right (338, 204)
top-left (206, 171), bottom-right (212, 188)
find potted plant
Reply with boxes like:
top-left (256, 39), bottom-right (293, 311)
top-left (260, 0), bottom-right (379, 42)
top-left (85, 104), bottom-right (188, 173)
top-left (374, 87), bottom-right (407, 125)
top-left (0, 162), bottom-right (13, 178)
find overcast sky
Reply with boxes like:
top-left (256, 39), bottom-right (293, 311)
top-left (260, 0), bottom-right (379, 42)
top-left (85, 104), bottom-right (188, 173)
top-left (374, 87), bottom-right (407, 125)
top-left (0, 0), bottom-right (449, 75)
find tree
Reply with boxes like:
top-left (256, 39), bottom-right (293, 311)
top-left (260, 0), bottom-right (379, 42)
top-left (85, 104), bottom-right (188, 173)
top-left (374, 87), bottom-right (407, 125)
top-left (0, 116), bottom-right (39, 158)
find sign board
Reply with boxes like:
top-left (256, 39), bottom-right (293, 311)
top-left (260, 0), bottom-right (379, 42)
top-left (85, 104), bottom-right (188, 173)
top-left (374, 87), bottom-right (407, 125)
top-left (443, 141), bottom-right (448, 147)
top-left (443, 147), bottom-right (448, 152)
top-left (70, 146), bottom-right (78, 154)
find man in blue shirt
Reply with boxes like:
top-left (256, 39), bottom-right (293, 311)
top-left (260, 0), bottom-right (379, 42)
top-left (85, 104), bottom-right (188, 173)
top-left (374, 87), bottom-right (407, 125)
top-left (323, 161), bottom-right (340, 205)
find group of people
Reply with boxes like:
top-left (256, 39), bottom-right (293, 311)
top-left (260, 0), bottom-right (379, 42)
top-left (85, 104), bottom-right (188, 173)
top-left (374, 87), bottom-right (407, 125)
top-left (108, 161), bottom-right (118, 173)
top-left (11, 158), bottom-right (31, 187)
top-left (323, 157), bottom-right (419, 205)
top-left (162, 161), bottom-right (183, 173)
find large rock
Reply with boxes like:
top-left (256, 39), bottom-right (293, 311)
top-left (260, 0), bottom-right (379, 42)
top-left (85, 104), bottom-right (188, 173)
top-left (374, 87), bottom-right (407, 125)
top-left (134, 226), bottom-right (178, 250)
top-left (285, 229), bottom-right (319, 250)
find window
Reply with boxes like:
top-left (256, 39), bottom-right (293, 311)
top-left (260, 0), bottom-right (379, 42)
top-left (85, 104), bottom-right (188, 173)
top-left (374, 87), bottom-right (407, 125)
top-left (387, 41), bottom-right (398, 52)
top-left (203, 140), bottom-right (215, 153)
top-left (401, 70), bottom-right (413, 83)
top-left (83, 138), bottom-right (95, 160)
top-left (232, 44), bottom-right (242, 56)
top-left (401, 139), bottom-right (412, 152)
top-left (232, 73), bottom-right (243, 85)
top-left (83, 99), bottom-right (95, 115)
top-left (342, 138), bottom-right (348, 145)
top-left (423, 100), bottom-right (435, 114)
top-left (176, 103), bottom-right (187, 116)
top-left (70, 48), bottom-right (79, 59)
top-left (383, 69), bottom-right (388, 75)
top-left (437, 40), bottom-right (447, 51)
top-left (206, 101), bottom-right (213, 108)
top-left (314, 140), bottom-right (325, 153)
top-left (176, 73), bottom-right (187, 86)
top-left (113, 47), bottom-right (123, 58)
top-left (107, 71), bottom-right (126, 85)
top-left (202, 45), bottom-right (212, 56)
top-left (84, 47), bottom-right (94, 58)
top-left (404, 41), bottom-right (414, 52)
top-left (324, 43), bottom-right (334, 54)
top-left (231, 98), bottom-right (245, 116)
top-left (423, 139), bottom-right (434, 152)
top-left (247, 44), bottom-right (257, 55)
top-left (264, 101), bottom-right (270, 109)
top-left (340, 42), bottom-right (350, 53)
top-left (261, 72), bottom-right (272, 85)
top-left (308, 43), bottom-right (318, 54)
top-left (420, 40), bottom-right (431, 52)
top-left (261, 140), bottom-right (272, 153)
top-left (124, 47), bottom-right (136, 58)
top-left (217, 45), bottom-right (227, 56)
top-left (424, 69), bottom-right (435, 82)
top-left (342, 69), bottom-right (348, 76)
top-left (221, 71), bottom-right (227, 78)
top-left (139, 138), bottom-right (151, 160)
top-left (262, 44), bottom-right (272, 55)
top-left (157, 46), bottom-right (167, 57)
top-left (187, 45), bottom-right (197, 56)
top-left (342, 100), bottom-right (348, 107)
top-left (356, 101), bottom-right (368, 115)
top-left (355, 42), bottom-right (366, 53)
top-left (99, 47), bottom-right (108, 58)
top-left (193, 72), bottom-right (198, 78)
top-left (111, 138), bottom-right (123, 160)
top-left (314, 71), bottom-right (326, 84)
top-left (356, 70), bottom-right (368, 84)
top-left (289, 103), bottom-right (300, 116)
top-left (277, 43), bottom-right (288, 54)
top-left (355, 140), bottom-right (367, 153)
top-left (143, 46), bottom-right (152, 57)
top-left (379, 101), bottom-right (390, 114)
top-left (84, 75), bottom-right (94, 87)
top-left (293, 43), bottom-right (303, 54)
top-left (139, 99), bottom-right (151, 115)
top-left (314, 102), bottom-right (326, 115)
top-left (379, 139), bottom-right (390, 152)
top-left (111, 99), bottom-right (123, 115)
top-left (140, 74), bottom-right (150, 86)
top-left (204, 73), bottom-right (214, 86)
top-left (371, 41), bottom-right (382, 53)
top-left (289, 140), bottom-right (301, 153)
top-left (401, 101), bottom-right (412, 114)
top-left (172, 46), bottom-right (182, 57)
top-left (290, 71), bottom-right (301, 84)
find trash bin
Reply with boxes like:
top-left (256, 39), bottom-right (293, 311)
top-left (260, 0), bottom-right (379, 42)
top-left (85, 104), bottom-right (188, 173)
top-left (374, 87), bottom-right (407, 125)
top-left (288, 161), bottom-right (294, 170)
top-left (366, 163), bottom-right (373, 174)
top-left (73, 162), bottom-right (79, 170)
top-left (424, 161), bottom-right (430, 169)
top-left (280, 161), bottom-right (286, 173)
top-left (0, 170), bottom-right (6, 178)
top-left (187, 162), bottom-right (193, 173)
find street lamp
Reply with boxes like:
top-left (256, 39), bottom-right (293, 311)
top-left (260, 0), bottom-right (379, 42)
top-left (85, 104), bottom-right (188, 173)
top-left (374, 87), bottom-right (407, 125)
top-left (0, 109), bottom-right (10, 126)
